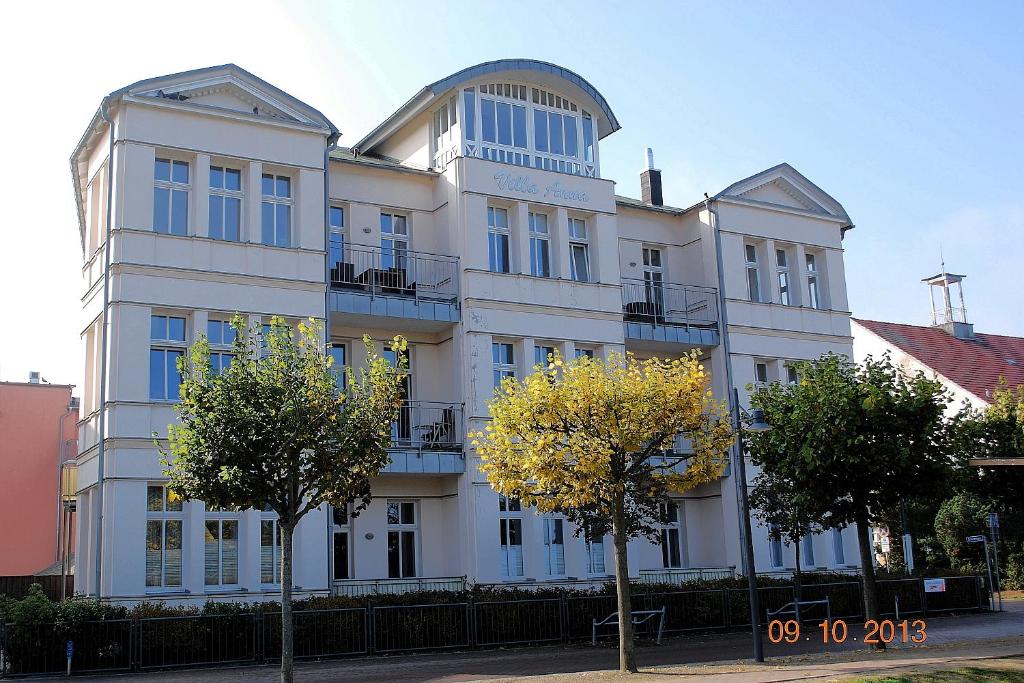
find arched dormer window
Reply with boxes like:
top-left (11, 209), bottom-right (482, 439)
top-left (434, 82), bottom-right (600, 178)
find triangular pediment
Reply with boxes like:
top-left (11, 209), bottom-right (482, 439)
top-left (716, 163), bottom-right (852, 227)
top-left (120, 65), bottom-right (336, 132)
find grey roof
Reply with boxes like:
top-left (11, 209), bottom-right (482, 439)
top-left (355, 59), bottom-right (621, 154)
top-left (329, 148), bottom-right (438, 177)
top-left (614, 195), bottom-right (689, 216)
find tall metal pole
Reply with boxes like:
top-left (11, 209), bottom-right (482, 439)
top-left (732, 387), bottom-right (764, 662)
top-left (982, 538), bottom-right (995, 612)
top-left (989, 519), bottom-right (1003, 611)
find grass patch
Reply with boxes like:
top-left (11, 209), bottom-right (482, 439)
top-left (853, 667), bottom-right (1024, 682)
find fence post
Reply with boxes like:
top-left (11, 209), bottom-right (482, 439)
top-left (467, 598), bottom-right (476, 648)
top-left (131, 617), bottom-right (141, 672)
top-left (721, 588), bottom-right (730, 628)
top-left (254, 611), bottom-right (262, 665)
top-left (559, 594), bottom-right (568, 643)
top-left (367, 605), bottom-right (376, 655)
top-left (920, 579), bottom-right (929, 617)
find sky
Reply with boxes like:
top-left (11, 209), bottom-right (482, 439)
top-left (0, 1), bottom-right (1021, 391)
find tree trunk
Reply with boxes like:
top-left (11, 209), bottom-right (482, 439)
top-left (611, 494), bottom-right (637, 673)
top-left (793, 536), bottom-right (803, 604)
top-left (281, 520), bottom-right (295, 683)
top-left (855, 511), bottom-right (885, 651)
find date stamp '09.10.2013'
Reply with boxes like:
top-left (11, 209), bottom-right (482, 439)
top-left (767, 619), bottom-right (928, 645)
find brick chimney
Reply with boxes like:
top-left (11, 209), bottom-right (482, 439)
top-left (640, 148), bottom-right (663, 206)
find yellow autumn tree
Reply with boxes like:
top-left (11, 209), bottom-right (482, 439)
top-left (472, 351), bottom-right (734, 673)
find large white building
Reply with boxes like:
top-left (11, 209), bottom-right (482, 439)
top-left (71, 61), bottom-right (860, 602)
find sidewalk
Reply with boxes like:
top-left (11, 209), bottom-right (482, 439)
top-left (68, 602), bottom-right (1024, 682)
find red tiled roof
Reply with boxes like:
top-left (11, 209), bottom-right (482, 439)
top-left (853, 318), bottom-right (1024, 403)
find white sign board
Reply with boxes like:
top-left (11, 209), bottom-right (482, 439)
top-left (923, 578), bottom-right (946, 593)
top-left (880, 537), bottom-right (891, 553)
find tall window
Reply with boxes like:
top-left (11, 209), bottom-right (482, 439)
top-left (832, 528), bottom-right (846, 565)
top-left (154, 158), bottom-right (189, 235)
top-left (329, 343), bottom-right (347, 392)
top-left (498, 495), bottom-right (524, 578)
top-left (568, 218), bottom-right (590, 282)
top-left (745, 244), bottom-right (761, 303)
top-left (432, 95), bottom-right (459, 154)
top-left (786, 365), bottom-right (799, 385)
top-left (659, 502), bottom-right (684, 569)
top-left (642, 247), bottom-right (664, 310)
top-left (776, 248), bottom-right (791, 305)
top-left (806, 253), bottom-right (822, 309)
top-left (542, 518), bottom-right (565, 576)
top-left (329, 206), bottom-right (345, 279)
top-left (574, 347), bottom-right (594, 359)
top-left (146, 485), bottom-right (183, 587)
top-left (769, 525), bottom-right (784, 568)
top-left (261, 174), bottom-right (291, 247)
top-left (534, 344), bottom-right (555, 368)
top-left (260, 511), bottom-right (281, 584)
top-left (480, 94), bottom-right (527, 149)
top-left (204, 511), bottom-right (239, 586)
top-left (333, 504), bottom-right (350, 581)
top-left (207, 319), bottom-right (235, 376)
top-left (528, 212), bottom-right (550, 277)
top-left (384, 347), bottom-right (412, 442)
top-left (492, 342), bottom-right (516, 388)
top-left (586, 528), bottom-right (606, 575)
top-left (534, 108), bottom-right (578, 159)
top-left (488, 207), bottom-right (510, 273)
top-left (209, 166), bottom-right (242, 241)
top-left (387, 501), bottom-right (418, 578)
top-left (380, 213), bottom-right (408, 270)
top-left (463, 88), bottom-right (476, 141)
top-left (150, 315), bottom-right (186, 400)
top-left (801, 535), bottom-right (815, 567)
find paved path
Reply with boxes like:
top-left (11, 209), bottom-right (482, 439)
top-left (69, 602), bottom-right (1024, 682)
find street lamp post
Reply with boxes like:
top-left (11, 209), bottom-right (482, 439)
top-left (731, 386), bottom-right (771, 663)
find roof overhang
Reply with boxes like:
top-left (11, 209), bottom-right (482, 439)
top-left (354, 59), bottom-right (621, 155)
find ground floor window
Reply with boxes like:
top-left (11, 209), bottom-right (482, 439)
top-left (832, 528), bottom-right (845, 565)
top-left (659, 501), bottom-right (684, 569)
top-left (146, 485), bottom-right (183, 588)
top-left (333, 504), bottom-right (350, 581)
top-left (801, 535), bottom-right (815, 567)
top-left (260, 515), bottom-right (282, 584)
top-left (499, 495), bottom-right (524, 578)
top-left (587, 538), bottom-right (606, 575)
top-left (387, 501), bottom-right (418, 578)
top-left (543, 518), bottom-right (565, 576)
top-left (769, 524), bottom-right (784, 568)
top-left (204, 517), bottom-right (239, 586)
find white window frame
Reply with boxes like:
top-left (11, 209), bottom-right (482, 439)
top-left (534, 343), bottom-right (556, 369)
top-left (586, 533), bottom-right (607, 576)
top-left (329, 340), bottom-right (348, 392)
top-left (332, 503), bottom-right (351, 581)
top-left (206, 318), bottom-right (235, 376)
top-left (387, 500), bottom-right (419, 579)
top-left (150, 314), bottom-right (188, 401)
top-left (380, 212), bottom-right (409, 270)
top-left (498, 495), bottom-right (524, 579)
top-left (776, 247), bottom-right (792, 306)
top-left (658, 501), bottom-right (685, 569)
top-left (204, 510), bottom-right (240, 588)
top-left (806, 252), bottom-right (823, 309)
top-left (260, 173), bottom-right (292, 247)
top-left (329, 205), bottom-right (347, 278)
top-left (754, 361), bottom-right (770, 390)
top-left (801, 534), bottom-right (816, 568)
top-left (528, 211), bottom-right (551, 277)
top-left (146, 484), bottom-right (184, 589)
top-left (786, 364), bottom-right (799, 385)
top-left (154, 157), bottom-right (190, 236)
top-left (208, 164), bottom-right (243, 241)
top-left (768, 524), bottom-right (784, 568)
top-left (542, 517), bottom-right (566, 577)
top-left (574, 346), bottom-right (595, 360)
top-left (568, 217), bottom-right (591, 282)
top-left (745, 243), bottom-right (761, 303)
top-left (492, 341), bottom-right (516, 389)
top-left (260, 510), bottom-right (282, 585)
top-left (488, 206), bottom-right (511, 273)
top-left (832, 528), bottom-right (846, 566)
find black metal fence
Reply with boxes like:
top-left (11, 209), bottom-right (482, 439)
top-left (0, 577), bottom-right (986, 677)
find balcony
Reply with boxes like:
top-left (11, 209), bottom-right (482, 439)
top-left (329, 246), bottom-right (460, 330)
top-left (383, 401), bottom-right (465, 475)
top-left (621, 280), bottom-right (720, 349)
top-left (332, 576), bottom-right (466, 597)
top-left (637, 567), bottom-right (736, 585)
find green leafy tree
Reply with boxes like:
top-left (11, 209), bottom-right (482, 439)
top-left (746, 353), bottom-right (949, 647)
top-left (161, 316), bottom-right (406, 683)
top-left (472, 352), bottom-right (734, 673)
top-left (748, 468), bottom-right (827, 599)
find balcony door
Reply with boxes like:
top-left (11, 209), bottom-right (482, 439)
top-left (380, 213), bottom-right (409, 271)
top-left (642, 247), bottom-right (665, 317)
top-left (332, 504), bottom-right (350, 581)
top-left (384, 347), bottom-right (413, 443)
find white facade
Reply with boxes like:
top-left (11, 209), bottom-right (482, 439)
top-left (72, 61), bottom-right (858, 602)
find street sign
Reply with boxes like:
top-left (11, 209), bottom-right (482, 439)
top-left (880, 537), bottom-right (891, 553)
top-left (966, 535), bottom-right (986, 543)
top-left (988, 512), bottom-right (1000, 529)
top-left (923, 578), bottom-right (946, 593)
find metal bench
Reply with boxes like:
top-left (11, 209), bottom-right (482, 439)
top-left (592, 606), bottom-right (666, 646)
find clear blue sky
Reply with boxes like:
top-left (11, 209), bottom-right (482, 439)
top-left (0, 1), bottom-right (1020, 387)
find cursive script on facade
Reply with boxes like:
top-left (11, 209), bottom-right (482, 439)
top-left (493, 172), bottom-right (588, 204)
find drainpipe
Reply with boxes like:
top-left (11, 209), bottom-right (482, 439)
top-left (322, 131), bottom-right (339, 592)
top-left (93, 98), bottom-right (116, 600)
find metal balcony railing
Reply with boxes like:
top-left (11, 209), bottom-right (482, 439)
top-left (330, 245), bottom-right (459, 305)
top-left (332, 576), bottom-right (467, 597)
top-left (637, 566), bottom-right (737, 585)
top-left (621, 280), bottom-right (719, 328)
top-left (390, 401), bottom-right (463, 451)
top-left (931, 306), bottom-right (968, 326)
